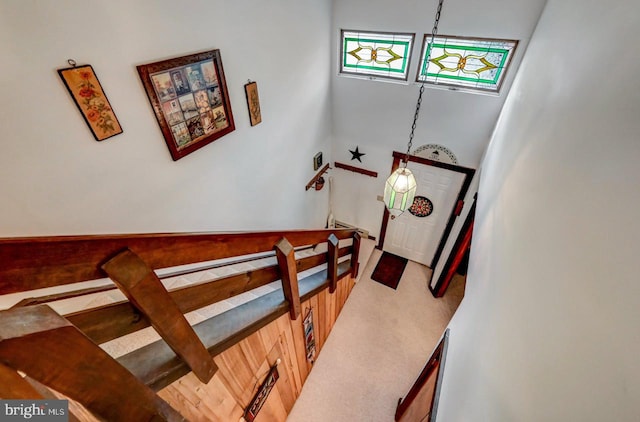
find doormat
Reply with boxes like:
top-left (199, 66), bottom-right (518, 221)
top-left (371, 252), bottom-right (408, 290)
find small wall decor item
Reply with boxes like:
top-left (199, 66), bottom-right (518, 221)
top-left (58, 60), bottom-right (123, 141)
top-left (409, 195), bottom-right (434, 217)
top-left (314, 152), bottom-right (323, 171)
top-left (243, 362), bottom-right (280, 422)
top-left (244, 80), bottom-right (262, 126)
top-left (349, 146), bottom-right (366, 162)
top-left (303, 308), bottom-right (316, 363)
top-left (413, 144), bottom-right (458, 164)
top-left (137, 49), bottom-right (235, 161)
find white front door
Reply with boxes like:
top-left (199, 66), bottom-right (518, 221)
top-left (383, 162), bottom-right (465, 267)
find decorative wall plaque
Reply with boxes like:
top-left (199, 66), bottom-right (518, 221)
top-left (303, 308), bottom-right (316, 363)
top-left (413, 144), bottom-right (458, 164)
top-left (409, 196), bottom-right (434, 217)
top-left (244, 364), bottom-right (279, 422)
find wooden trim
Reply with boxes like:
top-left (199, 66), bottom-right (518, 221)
top-left (305, 164), bottom-right (330, 191)
top-left (377, 155), bottom-right (402, 250)
top-left (431, 198), bottom-right (476, 297)
top-left (0, 305), bottom-right (183, 421)
top-left (334, 161), bottom-right (378, 178)
top-left (378, 151), bottom-right (476, 273)
top-left (351, 232), bottom-right (362, 278)
top-left (0, 228), bottom-right (355, 295)
top-left (274, 238), bottom-right (301, 320)
top-left (102, 249), bottom-right (218, 384)
top-left (67, 245), bottom-right (353, 345)
top-left (327, 235), bottom-right (339, 293)
top-left (119, 262), bottom-right (352, 391)
top-left (395, 329), bottom-right (450, 422)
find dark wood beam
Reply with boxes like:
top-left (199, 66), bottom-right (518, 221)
top-left (274, 238), bottom-right (301, 320)
top-left (102, 249), bottom-right (217, 384)
top-left (0, 305), bottom-right (184, 421)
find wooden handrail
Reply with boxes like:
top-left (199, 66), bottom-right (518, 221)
top-left (0, 228), bottom-right (355, 295)
top-left (65, 245), bottom-right (352, 344)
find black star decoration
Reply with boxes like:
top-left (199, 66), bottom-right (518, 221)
top-left (349, 146), bottom-right (366, 162)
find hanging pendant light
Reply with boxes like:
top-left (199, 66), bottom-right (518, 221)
top-left (384, 0), bottom-right (444, 217)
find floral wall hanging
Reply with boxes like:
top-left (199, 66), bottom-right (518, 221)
top-left (58, 62), bottom-right (123, 141)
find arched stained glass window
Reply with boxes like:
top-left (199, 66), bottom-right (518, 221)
top-left (417, 35), bottom-right (518, 92)
top-left (340, 30), bottom-right (415, 81)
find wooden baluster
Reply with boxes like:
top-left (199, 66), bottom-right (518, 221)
top-left (351, 232), bottom-right (362, 278)
top-left (327, 234), bottom-right (339, 293)
top-left (0, 305), bottom-right (184, 421)
top-left (102, 248), bottom-right (218, 384)
top-left (275, 238), bottom-right (301, 320)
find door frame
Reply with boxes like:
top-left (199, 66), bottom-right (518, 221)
top-left (378, 151), bottom-right (475, 270)
top-left (431, 195), bottom-right (476, 297)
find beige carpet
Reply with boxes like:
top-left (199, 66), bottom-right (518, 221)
top-left (287, 247), bottom-right (465, 422)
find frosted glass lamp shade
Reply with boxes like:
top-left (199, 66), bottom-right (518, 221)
top-left (384, 167), bottom-right (417, 218)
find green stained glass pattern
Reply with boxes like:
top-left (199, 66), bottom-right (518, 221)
top-left (341, 30), bottom-right (414, 80)
top-left (417, 35), bottom-right (517, 92)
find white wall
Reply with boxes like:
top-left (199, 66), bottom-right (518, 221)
top-left (438, 1), bottom-right (640, 420)
top-left (330, 0), bottom-right (546, 239)
top-left (0, 0), bottom-right (332, 236)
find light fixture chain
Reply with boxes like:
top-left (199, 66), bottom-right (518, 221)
top-left (404, 0), bottom-right (444, 166)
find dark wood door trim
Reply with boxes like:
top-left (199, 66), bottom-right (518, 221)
top-left (378, 151), bottom-right (476, 274)
top-left (431, 196), bottom-right (476, 297)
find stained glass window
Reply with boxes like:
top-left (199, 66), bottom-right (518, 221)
top-left (417, 35), bottom-right (518, 92)
top-left (340, 30), bottom-right (415, 81)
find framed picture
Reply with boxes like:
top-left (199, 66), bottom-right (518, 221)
top-left (137, 49), bottom-right (235, 161)
top-left (313, 152), bottom-right (323, 171)
top-left (244, 81), bottom-right (262, 126)
top-left (58, 64), bottom-right (123, 141)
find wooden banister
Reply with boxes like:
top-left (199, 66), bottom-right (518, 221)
top-left (0, 305), bottom-right (184, 421)
top-left (65, 245), bottom-right (352, 345)
top-left (0, 228), bottom-right (356, 295)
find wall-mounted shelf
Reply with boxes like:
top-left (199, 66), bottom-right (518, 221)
top-left (305, 164), bottom-right (330, 191)
top-left (334, 161), bottom-right (378, 178)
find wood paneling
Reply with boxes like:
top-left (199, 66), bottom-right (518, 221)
top-left (157, 274), bottom-right (356, 422)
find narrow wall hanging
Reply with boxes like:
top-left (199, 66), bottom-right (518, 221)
top-left (304, 307), bottom-right (316, 363)
top-left (137, 49), bottom-right (235, 161)
top-left (243, 361), bottom-right (280, 422)
top-left (244, 80), bottom-right (262, 126)
top-left (58, 60), bottom-right (123, 141)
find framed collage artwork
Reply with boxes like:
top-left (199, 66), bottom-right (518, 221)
top-left (137, 49), bottom-right (235, 160)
